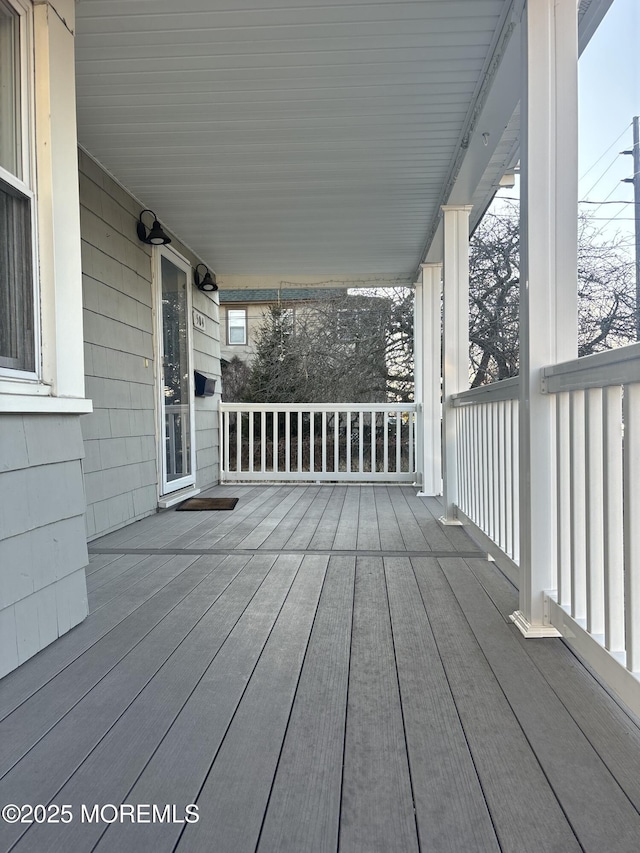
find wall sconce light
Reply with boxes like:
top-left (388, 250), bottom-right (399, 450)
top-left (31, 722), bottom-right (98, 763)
top-left (136, 209), bottom-right (171, 245)
top-left (194, 264), bottom-right (218, 292)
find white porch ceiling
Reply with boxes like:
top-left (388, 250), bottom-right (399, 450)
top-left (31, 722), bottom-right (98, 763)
top-left (74, 0), bottom-right (517, 276)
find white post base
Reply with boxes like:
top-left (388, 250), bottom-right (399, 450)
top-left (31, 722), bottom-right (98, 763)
top-left (439, 516), bottom-right (464, 526)
top-left (509, 610), bottom-right (561, 638)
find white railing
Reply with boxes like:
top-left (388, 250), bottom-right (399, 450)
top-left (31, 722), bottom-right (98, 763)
top-left (451, 378), bottom-right (520, 567)
top-left (219, 403), bottom-right (417, 482)
top-left (542, 342), bottom-right (640, 689)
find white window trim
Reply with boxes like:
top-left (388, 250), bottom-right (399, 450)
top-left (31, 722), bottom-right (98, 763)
top-left (0, 0), bottom-right (40, 386)
top-left (227, 306), bottom-right (248, 346)
top-left (0, 0), bottom-right (91, 413)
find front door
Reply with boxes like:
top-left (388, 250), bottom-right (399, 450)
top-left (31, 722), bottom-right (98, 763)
top-left (156, 247), bottom-right (195, 494)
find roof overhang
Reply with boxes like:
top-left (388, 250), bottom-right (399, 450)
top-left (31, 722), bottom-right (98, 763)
top-left (74, 0), bottom-right (613, 281)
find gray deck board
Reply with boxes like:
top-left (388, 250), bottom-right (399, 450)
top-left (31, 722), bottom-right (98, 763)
top-left (413, 556), bottom-right (583, 852)
top-left (440, 556), bottom-right (640, 851)
top-left (331, 486), bottom-right (360, 550)
top-left (384, 557), bottom-right (499, 852)
top-left (173, 555), bottom-right (328, 853)
top-left (339, 556), bottom-right (419, 853)
top-left (257, 555), bottom-right (355, 853)
top-left (280, 485), bottom-right (336, 551)
top-left (0, 554), bottom-right (207, 722)
top-left (307, 485), bottom-right (347, 549)
top-left (0, 555), bottom-right (203, 776)
top-left (3, 485), bottom-right (640, 853)
top-left (465, 556), bottom-right (640, 816)
top-left (0, 555), bottom-right (253, 851)
top-left (10, 553), bottom-right (285, 853)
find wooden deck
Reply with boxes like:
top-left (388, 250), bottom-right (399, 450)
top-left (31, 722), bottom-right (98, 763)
top-left (2, 484), bottom-right (640, 852)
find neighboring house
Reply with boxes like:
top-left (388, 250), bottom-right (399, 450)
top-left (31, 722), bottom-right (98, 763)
top-left (219, 288), bottom-right (347, 365)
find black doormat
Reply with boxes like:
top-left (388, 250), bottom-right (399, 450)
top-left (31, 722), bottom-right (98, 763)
top-left (176, 497), bottom-right (239, 511)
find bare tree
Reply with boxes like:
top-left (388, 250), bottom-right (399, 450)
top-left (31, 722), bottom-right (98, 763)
top-left (469, 203), bottom-right (636, 386)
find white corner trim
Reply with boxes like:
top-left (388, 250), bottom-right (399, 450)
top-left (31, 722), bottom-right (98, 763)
top-left (509, 610), bottom-right (562, 638)
top-left (158, 487), bottom-right (201, 509)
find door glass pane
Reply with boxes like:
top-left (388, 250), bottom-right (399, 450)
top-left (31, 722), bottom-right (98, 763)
top-left (161, 255), bottom-right (191, 482)
top-left (0, 1), bottom-right (20, 177)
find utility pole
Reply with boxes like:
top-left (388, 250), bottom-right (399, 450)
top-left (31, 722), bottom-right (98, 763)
top-left (622, 116), bottom-right (640, 340)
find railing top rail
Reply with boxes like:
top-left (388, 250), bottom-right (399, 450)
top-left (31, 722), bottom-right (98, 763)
top-left (219, 402), bottom-right (418, 413)
top-left (542, 341), bottom-right (640, 394)
top-left (451, 376), bottom-right (519, 406)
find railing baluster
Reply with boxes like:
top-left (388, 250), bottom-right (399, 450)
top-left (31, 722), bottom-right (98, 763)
top-left (322, 411), bottom-right (327, 473)
top-left (408, 410), bottom-right (414, 478)
top-left (334, 410), bottom-right (339, 473)
top-left (603, 385), bottom-right (624, 652)
top-left (383, 411), bottom-right (389, 474)
top-left (623, 383), bottom-right (640, 671)
top-left (359, 411), bottom-right (364, 474)
top-left (556, 392), bottom-right (571, 607)
top-left (261, 410), bottom-right (266, 473)
top-left (285, 411), bottom-right (291, 474)
top-left (236, 411), bottom-right (242, 473)
top-left (346, 411), bottom-right (352, 473)
top-left (223, 409), bottom-right (229, 478)
top-left (274, 410), bottom-right (279, 473)
top-left (396, 411), bottom-right (401, 474)
top-left (504, 400), bottom-right (513, 558)
top-left (371, 411), bottom-right (376, 474)
top-left (298, 410), bottom-right (303, 473)
top-left (309, 411), bottom-right (315, 475)
top-left (585, 388), bottom-right (605, 636)
top-left (570, 390), bottom-right (587, 622)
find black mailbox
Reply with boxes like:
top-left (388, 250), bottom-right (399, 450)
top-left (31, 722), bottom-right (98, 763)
top-left (194, 371), bottom-right (216, 397)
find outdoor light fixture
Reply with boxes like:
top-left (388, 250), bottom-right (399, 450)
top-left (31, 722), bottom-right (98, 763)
top-left (194, 264), bottom-right (218, 292)
top-left (136, 209), bottom-right (171, 245)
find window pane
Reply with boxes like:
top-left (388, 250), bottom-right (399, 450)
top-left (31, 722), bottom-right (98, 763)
top-left (0, 0), bottom-right (20, 177)
top-left (228, 309), bottom-right (247, 344)
top-left (0, 180), bottom-right (34, 371)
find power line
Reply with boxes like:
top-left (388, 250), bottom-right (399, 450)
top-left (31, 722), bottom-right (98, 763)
top-left (579, 199), bottom-right (632, 205)
top-left (581, 150), bottom-right (628, 199)
top-left (579, 121), bottom-right (632, 183)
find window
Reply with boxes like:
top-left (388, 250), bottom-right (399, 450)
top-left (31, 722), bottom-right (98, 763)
top-left (227, 308), bottom-right (247, 345)
top-left (0, 0), bottom-right (36, 375)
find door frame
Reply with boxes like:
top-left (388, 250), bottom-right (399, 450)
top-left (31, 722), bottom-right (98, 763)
top-left (153, 244), bottom-right (196, 496)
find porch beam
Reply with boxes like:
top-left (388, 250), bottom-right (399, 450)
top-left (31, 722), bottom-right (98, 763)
top-left (512, 0), bottom-right (579, 636)
top-left (415, 263), bottom-right (442, 497)
top-left (441, 206), bottom-right (472, 522)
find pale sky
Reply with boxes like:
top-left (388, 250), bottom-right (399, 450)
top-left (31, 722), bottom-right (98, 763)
top-left (578, 0), bottom-right (639, 249)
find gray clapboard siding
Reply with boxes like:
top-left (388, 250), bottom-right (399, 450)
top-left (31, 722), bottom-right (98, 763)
top-left (0, 414), bottom-right (88, 679)
top-left (78, 149), bottom-right (221, 542)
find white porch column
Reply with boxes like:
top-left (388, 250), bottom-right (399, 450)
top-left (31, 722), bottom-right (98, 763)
top-left (512, 0), bottom-right (579, 636)
top-left (416, 263), bottom-right (442, 496)
top-left (413, 275), bottom-right (424, 491)
top-left (441, 206), bottom-right (472, 522)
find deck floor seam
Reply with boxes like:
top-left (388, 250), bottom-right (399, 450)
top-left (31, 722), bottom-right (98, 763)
top-left (89, 547), bottom-right (484, 558)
